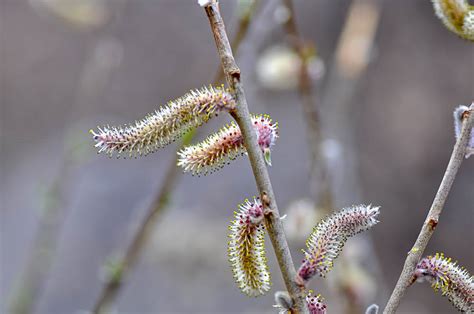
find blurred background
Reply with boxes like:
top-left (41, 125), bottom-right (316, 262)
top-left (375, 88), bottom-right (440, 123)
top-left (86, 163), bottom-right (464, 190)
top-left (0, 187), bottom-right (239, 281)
top-left (1, 0), bottom-right (473, 313)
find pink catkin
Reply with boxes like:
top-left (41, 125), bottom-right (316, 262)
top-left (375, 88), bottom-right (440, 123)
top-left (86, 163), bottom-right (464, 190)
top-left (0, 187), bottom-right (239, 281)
top-left (177, 114), bottom-right (278, 175)
top-left (306, 291), bottom-right (327, 314)
top-left (414, 253), bottom-right (473, 312)
top-left (297, 205), bottom-right (380, 283)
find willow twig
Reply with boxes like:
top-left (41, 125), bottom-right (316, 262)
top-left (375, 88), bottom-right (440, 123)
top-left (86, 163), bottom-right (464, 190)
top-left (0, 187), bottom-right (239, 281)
top-left (201, 1), bottom-right (308, 313)
top-left (91, 2), bottom-right (259, 312)
top-left (383, 104), bottom-right (474, 314)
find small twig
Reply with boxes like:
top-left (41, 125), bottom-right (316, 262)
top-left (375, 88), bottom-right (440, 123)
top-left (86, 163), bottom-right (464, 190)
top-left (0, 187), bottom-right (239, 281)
top-left (201, 1), bottom-right (308, 313)
top-left (92, 150), bottom-right (181, 314)
top-left (281, 0), bottom-right (333, 212)
top-left (91, 3), bottom-right (259, 312)
top-left (383, 104), bottom-right (474, 314)
top-left (8, 160), bottom-right (71, 314)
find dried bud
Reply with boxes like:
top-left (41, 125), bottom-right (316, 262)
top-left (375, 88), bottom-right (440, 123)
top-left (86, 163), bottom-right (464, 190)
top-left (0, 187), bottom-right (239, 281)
top-left (453, 104), bottom-right (474, 158)
top-left (90, 85), bottom-right (235, 157)
top-left (431, 0), bottom-right (474, 41)
top-left (414, 253), bottom-right (473, 312)
top-left (228, 197), bottom-right (271, 296)
top-left (297, 205), bottom-right (380, 283)
top-left (178, 114), bottom-right (278, 175)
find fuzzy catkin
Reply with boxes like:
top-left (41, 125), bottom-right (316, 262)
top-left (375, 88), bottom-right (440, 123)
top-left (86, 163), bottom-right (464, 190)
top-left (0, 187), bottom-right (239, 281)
top-left (228, 197), bottom-right (271, 297)
top-left (414, 253), bottom-right (473, 312)
top-left (90, 85), bottom-right (235, 158)
top-left (297, 204), bottom-right (380, 283)
top-left (177, 114), bottom-right (278, 175)
top-left (431, 0), bottom-right (474, 41)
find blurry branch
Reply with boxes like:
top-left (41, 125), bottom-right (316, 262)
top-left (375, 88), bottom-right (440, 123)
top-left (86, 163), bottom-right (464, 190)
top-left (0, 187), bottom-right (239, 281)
top-left (91, 2), bottom-right (260, 313)
top-left (383, 104), bottom-right (474, 313)
top-left (92, 137), bottom-right (186, 314)
top-left (317, 0), bottom-right (384, 312)
top-left (319, 0), bottom-right (381, 246)
top-left (201, 1), bottom-right (308, 313)
top-left (8, 133), bottom-right (89, 314)
top-left (281, 0), bottom-right (333, 212)
top-left (8, 2), bottom-right (126, 308)
top-left (281, 0), bottom-right (383, 312)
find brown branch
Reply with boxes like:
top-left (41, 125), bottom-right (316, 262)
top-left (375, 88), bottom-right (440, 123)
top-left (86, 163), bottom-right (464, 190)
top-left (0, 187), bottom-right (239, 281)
top-left (91, 2), bottom-right (259, 312)
top-left (201, 1), bottom-right (308, 313)
top-left (383, 104), bottom-right (474, 314)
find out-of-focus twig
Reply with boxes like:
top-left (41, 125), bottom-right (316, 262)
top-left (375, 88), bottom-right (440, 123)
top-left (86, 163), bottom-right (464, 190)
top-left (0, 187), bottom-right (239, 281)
top-left (383, 105), bottom-right (474, 313)
top-left (201, 1), bottom-right (309, 313)
top-left (8, 127), bottom-right (90, 314)
top-left (281, 0), bottom-right (333, 212)
top-left (7, 2), bottom-right (126, 310)
top-left (281, 1), bottom-right (380, 313)
top-left (308, 0), bottom-right (383, 312)
top-left (91, 2), bottom-right (260, 313)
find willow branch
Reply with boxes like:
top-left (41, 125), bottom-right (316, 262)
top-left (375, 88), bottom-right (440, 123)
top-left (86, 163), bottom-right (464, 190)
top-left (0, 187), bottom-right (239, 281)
top-left (383, 104), bottom-right (474, 314)
top-left (201, 1), bottom-right (308, 313)
top-left (91, 3), bottom-right (259, 312)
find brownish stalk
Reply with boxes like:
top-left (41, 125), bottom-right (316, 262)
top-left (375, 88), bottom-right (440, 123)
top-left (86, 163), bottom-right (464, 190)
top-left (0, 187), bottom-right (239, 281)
top-left (91, 2), bottom-right (259, 313)
top-left (201, 1), bottom-right (308, 313)
top-left (383, 105), bottom-right (474, 313)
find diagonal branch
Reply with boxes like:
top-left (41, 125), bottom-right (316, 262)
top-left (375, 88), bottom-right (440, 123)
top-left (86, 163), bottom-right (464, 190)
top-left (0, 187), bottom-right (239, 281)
top-left (201, 1), bottom-right (309, 313)
top-left (383, 104), bottom-right (474, 314)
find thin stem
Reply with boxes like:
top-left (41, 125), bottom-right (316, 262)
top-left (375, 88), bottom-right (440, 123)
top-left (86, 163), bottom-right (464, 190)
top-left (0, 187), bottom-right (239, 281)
top-left (281, 0), bottom-right (333, 213)
top-left (383, 105), bottom-right (474, 314)
top-left (201, 1), bottom-right (308, 313)
top-left (8, 160), bottom-right (71, 314)
top-left (91, 3), bottom-right (259, 312)
top-left (92, 150), bottom-right (181, 314)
